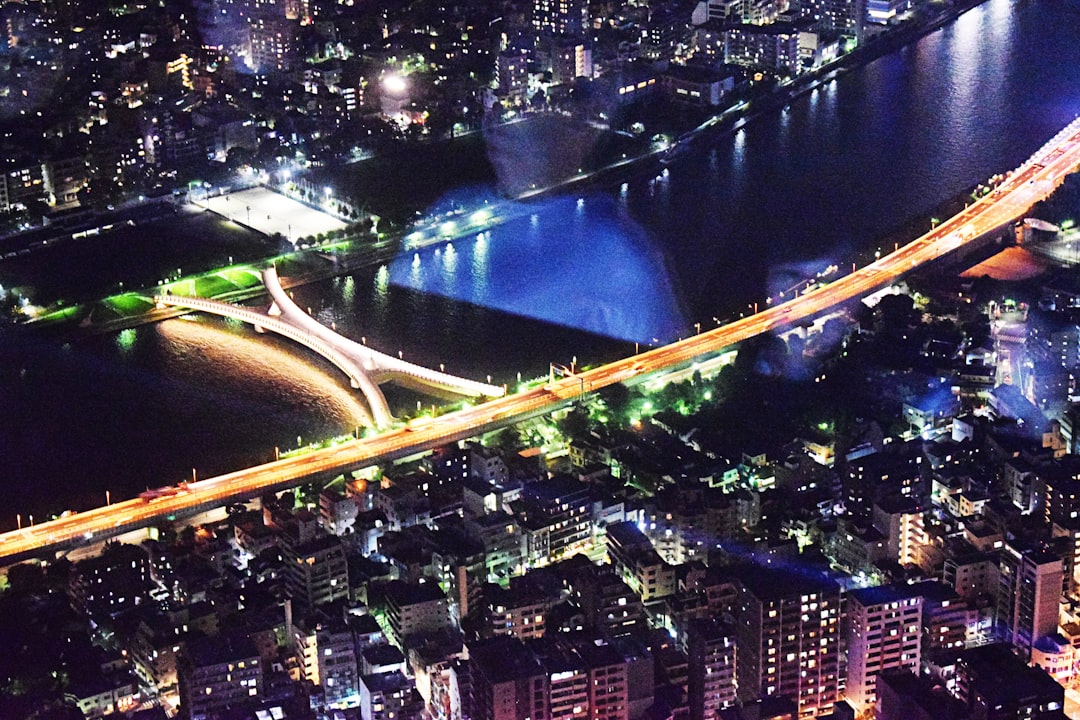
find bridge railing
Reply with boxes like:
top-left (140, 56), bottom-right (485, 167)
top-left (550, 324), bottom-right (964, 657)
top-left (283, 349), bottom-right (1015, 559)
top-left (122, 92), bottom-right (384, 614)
top-left (154, 294), bottom-right (393, 426)
top-left (155, 297), bottom-right (357, 375)
top-left (261, 267), bottom-right (505, 397)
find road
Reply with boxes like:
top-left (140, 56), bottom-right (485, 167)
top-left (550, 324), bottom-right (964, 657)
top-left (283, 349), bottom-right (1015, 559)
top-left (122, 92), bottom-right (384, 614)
top-left (3, 117), bottom-right (1080, 567)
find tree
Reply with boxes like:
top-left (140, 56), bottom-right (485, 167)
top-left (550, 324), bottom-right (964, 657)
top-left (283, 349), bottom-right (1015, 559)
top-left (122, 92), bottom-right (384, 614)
top-left (494, 425), bottom-right (524, 453)
top-left (597, 383), bottom-right (632, 419)
top-left (557, 407), bottom-right (592, 442)
top-left (4, 563), bottom-right (44, 595)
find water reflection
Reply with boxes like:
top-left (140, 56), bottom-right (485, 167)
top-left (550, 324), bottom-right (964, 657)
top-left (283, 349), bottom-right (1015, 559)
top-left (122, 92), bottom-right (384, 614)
top-left (155, 317), bottom-right (372, 428)
top-left (392, 194), bottom-right (685, 344)
top-left (116, 328), bottom-right (136, 353)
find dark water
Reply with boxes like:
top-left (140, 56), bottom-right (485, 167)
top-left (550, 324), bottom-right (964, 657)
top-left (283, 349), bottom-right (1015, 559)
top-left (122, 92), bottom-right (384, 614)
top-left (1, 0), bottom-right (1079, 524)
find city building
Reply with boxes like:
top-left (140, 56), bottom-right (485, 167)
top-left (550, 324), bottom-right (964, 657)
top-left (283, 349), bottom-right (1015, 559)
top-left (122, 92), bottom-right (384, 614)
top-left (801, 0), bottom-right (863, 36)
top-left (533, 0), bottom-right (588, 38)
top-left (483, 575), bottom-right (560, 640)
top-left (378, 580), bottom-right (452, 649)
top-left (686, 617), bottom-right (737, 720)
top-left (733, 566), bottom-right (842, 718)
top-left (997, 541), bottom-right (1064, 659)
top-left (248, 17), bottom-right (300, 74)
top-left (605, 521), bottom-right (677, 601)
top-left (866, 0), bottom-right (910, 25)
top-left (723, 22), bottom-right (803, 76)
top-left (467, 636), bottom-right (548, 720)
top-left (358, 670), bottom-right (425, 720)
top-left (291, 607), bottom-right (359, 708)
top-left (177, 634), bottom-right (263, 720)
top-left (467, 633), bottom-right (637, 720)
top-left (874, 670), bottom-right (967, 720)
top-left (844, 584), bottom-right (923, 713)
top-left (282, 533), bottom-right (351, 609)
top-left (68, 543), bottom-right (152, 621)
top-left (953, 644), bottom-right (1066, 719)
top-left (514, 475), bottom-right (595, 566)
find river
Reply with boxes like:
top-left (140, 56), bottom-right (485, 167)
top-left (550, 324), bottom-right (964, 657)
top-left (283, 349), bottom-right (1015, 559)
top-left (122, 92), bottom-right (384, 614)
top-left (0, 0), bottom-right (1078, 525)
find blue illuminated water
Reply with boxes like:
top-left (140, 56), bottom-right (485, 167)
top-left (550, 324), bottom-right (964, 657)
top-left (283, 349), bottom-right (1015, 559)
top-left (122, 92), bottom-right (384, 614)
top-left (1, 0), bottom-right (1079, 521)
top-left (372, 0), bottom-right (1080, 343)
top-left (390, 196), bottom-right (686, 344)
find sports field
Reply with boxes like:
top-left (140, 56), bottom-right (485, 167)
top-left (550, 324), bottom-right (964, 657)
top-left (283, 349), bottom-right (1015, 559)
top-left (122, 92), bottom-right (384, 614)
top-left (200, 187), bottom-right (346, 243)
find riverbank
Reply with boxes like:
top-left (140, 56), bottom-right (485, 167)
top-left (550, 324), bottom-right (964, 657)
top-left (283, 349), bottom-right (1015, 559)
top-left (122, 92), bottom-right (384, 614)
top-left (0, 0), bottom-right (1018, 340)
top-left (663, 0), bottom-right (994, 160)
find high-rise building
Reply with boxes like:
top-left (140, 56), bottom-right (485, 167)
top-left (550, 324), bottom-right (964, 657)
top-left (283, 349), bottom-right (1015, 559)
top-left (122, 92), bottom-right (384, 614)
top-left (866, 0), bottom-right (910, 24)
top-left (0, 161), bottom-right (46, 213)
top-left (686, 618), bottom-right (737, 720)
top-left (378, 580), bottom-right (451, 649)
top-left (291, 608), bottom-right (360, 708)
top-left (551, 39), bottom-right (593, 84)
top-left (722, 23), bottom-right (803, 77)
top-left (605, 521), bottom-right (676, 601)
top-left (733, 566), bottom-right (842, 718)
top-left (282, 533), bottom-right (350, 609)
top-left (801, 0), bottom-right (863, 37)
top-left (844, 584), bottom-right (923, 713)
top-left (997, 541), bottom-right (1064, 659)
top-left (483, 575), bottom-right (560, 640)
top-left (954, 644), bottom-right (1066, 720)
top-left (68, 543), bottom-right (152, 621)
top-left (875, 671), bottom-right (968, 720)
top-left (359, 671), bottom-right (426, 720)
top-left (467, 634), bottom-right (637, 720)
top-left (908, 580), bottom-right (976, 652)
top-left (872, 496), bottom-right (927, 568)
top-left (178, 634), bottom-right (263, 720)
top-left (1043, 463), bottom-right (1080, 528)
top-left (516, 475), bottom-right (595, 566)
top-left (532, 0), bottom-right (588, 38)
top-left (467, 636), bottom-right (549, 720)
top-left (248, 17), bottom-right (300, 73)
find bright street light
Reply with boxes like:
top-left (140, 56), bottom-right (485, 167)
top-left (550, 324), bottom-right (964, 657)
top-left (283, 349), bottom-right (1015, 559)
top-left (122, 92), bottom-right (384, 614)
top-left (383, 74), bottom-right (407, 95)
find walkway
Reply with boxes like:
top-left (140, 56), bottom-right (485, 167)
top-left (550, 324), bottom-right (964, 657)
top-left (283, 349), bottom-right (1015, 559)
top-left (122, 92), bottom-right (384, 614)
top-left (261, 267), bottom-right (504, 399)
top-left (154, 268), bottom-right (505, 428)
top-left (154, 293), bottom-right (394, 428)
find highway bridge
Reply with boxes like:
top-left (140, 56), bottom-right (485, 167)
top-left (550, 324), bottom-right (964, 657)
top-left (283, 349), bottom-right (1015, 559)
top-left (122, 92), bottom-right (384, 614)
top-left (4, 115), bottom-right (1080, 568)
top-left (154, 267), bottom-right (505, 429)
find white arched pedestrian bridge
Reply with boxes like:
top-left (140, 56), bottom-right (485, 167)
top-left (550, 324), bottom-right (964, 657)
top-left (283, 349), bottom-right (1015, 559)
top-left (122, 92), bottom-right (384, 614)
top-left (154, 267), bottom-right (504, 429)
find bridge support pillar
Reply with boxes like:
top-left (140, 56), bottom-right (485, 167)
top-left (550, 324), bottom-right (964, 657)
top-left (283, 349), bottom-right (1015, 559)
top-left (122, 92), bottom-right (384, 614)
top-left (350, 377), bottom-right (362, 389)
top-left (268, 302), bottom-right (282, 317)
top-left (254, 325), bottom-right (266, 333)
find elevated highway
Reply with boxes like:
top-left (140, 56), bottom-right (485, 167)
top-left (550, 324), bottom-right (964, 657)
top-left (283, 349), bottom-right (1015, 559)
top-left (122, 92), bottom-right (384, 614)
top-left (4, 115), bottom-right (1080, 567)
